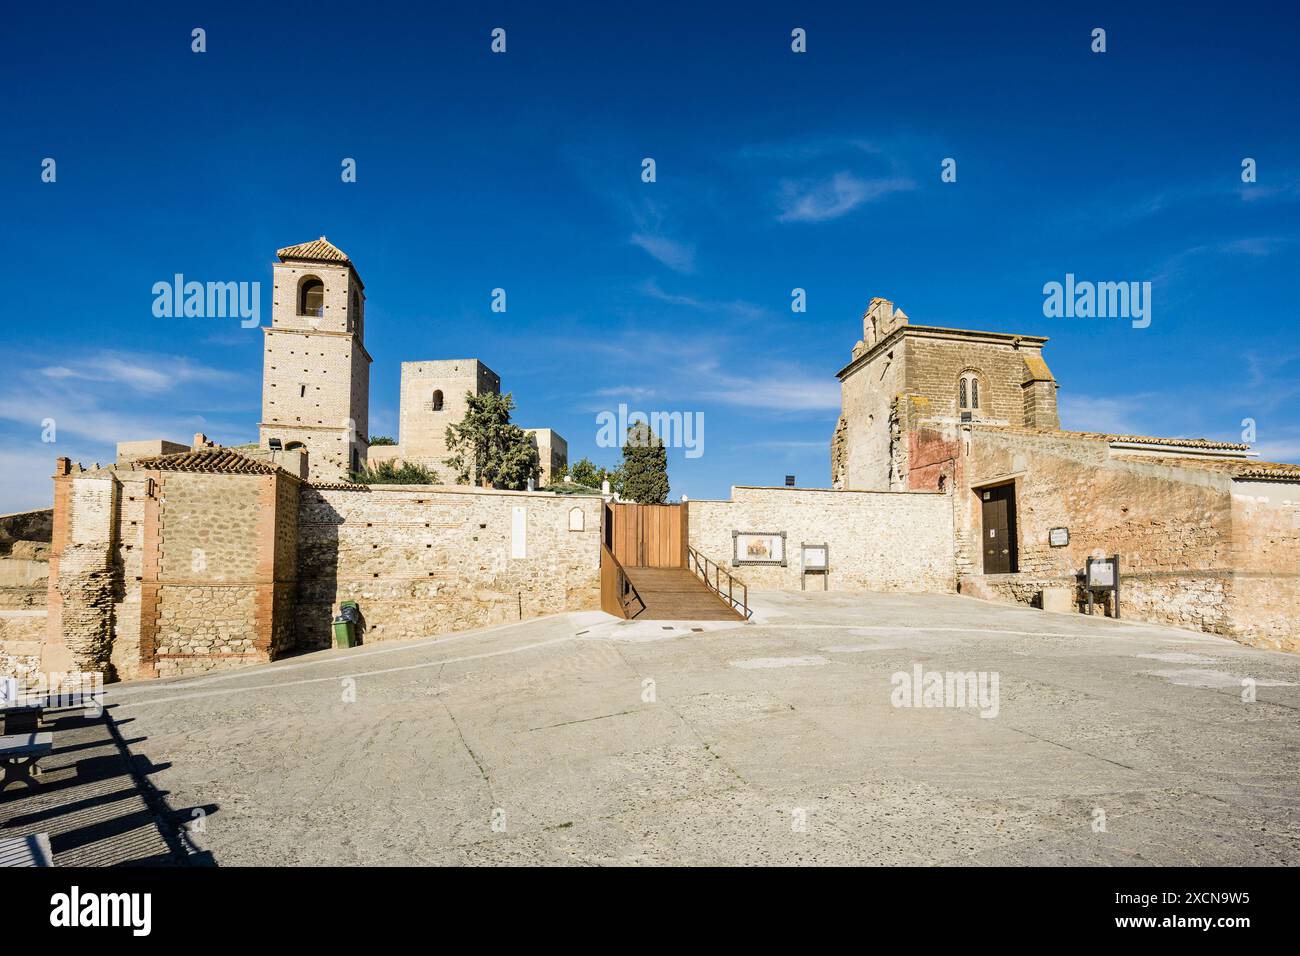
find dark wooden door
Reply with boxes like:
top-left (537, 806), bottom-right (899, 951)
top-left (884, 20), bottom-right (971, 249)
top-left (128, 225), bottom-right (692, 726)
top-left (980, 484), bottom-right (1018, 574)
top-left (610, 503), bottom-right (686, 568)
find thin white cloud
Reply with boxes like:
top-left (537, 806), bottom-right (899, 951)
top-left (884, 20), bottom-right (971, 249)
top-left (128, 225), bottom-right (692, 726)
top-left (630, 233), bottom-right (697, 273)
top-left (39, 351), bottom-right (241, 395)
top-left (776, 171), bottom-right (914, 223)
top-left (3, 350), bottom-right (251, 449)
top-left (702, 372), bottom-right (840, 412)
top-left (639, 279), bottom-right (769, 320)
top-left (594, 386), bottom-right (657, 401)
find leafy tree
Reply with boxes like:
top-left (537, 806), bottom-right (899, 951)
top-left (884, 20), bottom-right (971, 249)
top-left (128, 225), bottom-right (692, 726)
top-left (368, 435), bottom-right (397, 446)
top-left (444, 391), bottom-right (540, 490)
top-left (619, 421), bottom-right (669, 503)
top-left (351, 460), bottom-right (438, 485)
top-left (564, 456), bottom-right (622, 493)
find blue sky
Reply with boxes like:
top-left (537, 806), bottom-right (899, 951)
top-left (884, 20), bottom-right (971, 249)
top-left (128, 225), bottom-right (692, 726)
top-left (2, 1), bottom-right (1298, 510)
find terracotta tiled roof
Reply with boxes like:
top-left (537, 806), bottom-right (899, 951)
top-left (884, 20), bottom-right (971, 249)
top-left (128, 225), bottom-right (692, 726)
top-left (276, 237), bottom-right (352, 265)
top-left (1110, 455), bottom-right (1300, 481)
top-left (310, 481), bottom-right (370, 492)
top-left (1098, 432), bottom-right (1250, 451)
top-left (971, 424), bottom-right (1249, 452)
top-left (131, 447), bottom-right (278, 475)
top-left (1233, 461), bottom-right (1300, 481)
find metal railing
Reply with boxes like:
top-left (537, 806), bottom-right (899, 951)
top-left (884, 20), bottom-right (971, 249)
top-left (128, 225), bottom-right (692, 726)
top-left (687, 547), bottom-right (752, 619)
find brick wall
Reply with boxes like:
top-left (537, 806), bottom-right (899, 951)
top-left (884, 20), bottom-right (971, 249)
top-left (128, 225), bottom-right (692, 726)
top-left (687, 486), bottom-right (955, 593)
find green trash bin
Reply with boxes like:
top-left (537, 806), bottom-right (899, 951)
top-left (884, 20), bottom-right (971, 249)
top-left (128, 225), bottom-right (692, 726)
top-left (332, 615), bottom-right (356, 649)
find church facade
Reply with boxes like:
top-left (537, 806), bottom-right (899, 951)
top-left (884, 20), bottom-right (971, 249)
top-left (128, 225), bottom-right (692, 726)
top-left (832, 298), bottom-right (1300, 651)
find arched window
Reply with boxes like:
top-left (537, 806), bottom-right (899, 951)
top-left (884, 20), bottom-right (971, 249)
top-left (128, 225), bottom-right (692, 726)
top-left (299, 277), bottom-right (325, 317)
top-left (431, 389), bottom-right (444, 412)
top-left (284, 441), bottom-right (305, 451)
top-left (959, 371), bottom-right (981, 415)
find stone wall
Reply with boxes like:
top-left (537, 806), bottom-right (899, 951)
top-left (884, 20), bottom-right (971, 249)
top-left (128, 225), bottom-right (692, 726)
top-left (836, 342), bottom-right (905, 491)
top-left (47, 474), bottom-right (119, 676)
top-left (0, 508), bottom-right (54, 553)
top-left (687, 486), bottom-right (955, 594)
top-left (145, 471), bottom-right (300, 678)
top-left (0, 509), bottom-right (51, 681)
top-left (108, 473), bottom-right (148, 681)
top-left (1228, 482), bottom-right (1300, 653)
top-left (296, 484), bottom-right (602, 647)
top-left (952, 427), bottom-right (1297, 646)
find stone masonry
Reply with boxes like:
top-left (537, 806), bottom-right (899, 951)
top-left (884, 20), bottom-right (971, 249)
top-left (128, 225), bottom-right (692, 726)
top-left (296, 484), bottom-right (602, 647)
top-left (688, 486), bottom-right (954, 593)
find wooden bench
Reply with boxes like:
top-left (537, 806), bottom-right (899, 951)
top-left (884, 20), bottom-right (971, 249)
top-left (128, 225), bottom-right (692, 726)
top-left (0, 833), bottom-right (53, 866)
top-left (0, 733), bottom-right (54, 791)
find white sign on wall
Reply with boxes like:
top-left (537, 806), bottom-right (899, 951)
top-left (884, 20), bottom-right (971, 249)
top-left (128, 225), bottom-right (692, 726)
top-left (511, 506), bottom-right (527, 559)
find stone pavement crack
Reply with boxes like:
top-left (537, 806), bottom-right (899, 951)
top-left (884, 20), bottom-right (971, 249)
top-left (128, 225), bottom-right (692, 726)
top-left (527, 709), bottom-right (641, 732)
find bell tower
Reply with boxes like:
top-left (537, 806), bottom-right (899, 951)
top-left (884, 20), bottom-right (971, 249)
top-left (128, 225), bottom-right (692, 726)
top-left (258, 237), bottom-right (371, 481)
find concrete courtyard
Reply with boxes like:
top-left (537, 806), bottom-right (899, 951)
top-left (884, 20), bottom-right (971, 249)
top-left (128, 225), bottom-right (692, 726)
top-left (5, 591), bottom-right (1300, 865)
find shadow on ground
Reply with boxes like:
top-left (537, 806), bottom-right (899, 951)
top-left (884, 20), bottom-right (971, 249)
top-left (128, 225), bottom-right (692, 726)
top-left (1, 703), bottom-right (216, 866)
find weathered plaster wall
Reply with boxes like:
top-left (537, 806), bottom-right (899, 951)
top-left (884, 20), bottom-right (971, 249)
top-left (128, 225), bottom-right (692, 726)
top-left (836, 343), bottom-right (905, 491)
top-left (957, 428), bottom-right (1244, 639)
top-left (1228, 483), bottom-right (1300, 652)
top-left (296, 485), bottom-right (602, 647)
top-left (687, 486), bottom-right (955, 594)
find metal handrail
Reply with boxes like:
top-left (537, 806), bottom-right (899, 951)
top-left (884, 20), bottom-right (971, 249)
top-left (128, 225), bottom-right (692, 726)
top-left (686, 547), bottom-right (752, 619)
top-left (603, 545), bottom-right (646, 619)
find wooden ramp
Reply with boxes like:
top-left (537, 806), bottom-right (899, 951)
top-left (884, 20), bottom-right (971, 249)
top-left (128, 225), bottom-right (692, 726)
top-left (623, 567), bottom-right (743, 621)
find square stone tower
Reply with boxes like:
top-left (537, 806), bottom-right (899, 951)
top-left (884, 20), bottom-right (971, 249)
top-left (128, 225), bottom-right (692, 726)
top-left (832, 298), bottom-right (1059, 491)
top-left (258, 238), bottom-right (371, 481)
top-left (524, 428), bottom-right (568, 485)
top-left (396, 359), bottom-right (501, 475)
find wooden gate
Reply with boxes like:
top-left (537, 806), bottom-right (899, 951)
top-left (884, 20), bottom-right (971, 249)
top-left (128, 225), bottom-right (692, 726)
top-left (608, 503), bottom-right (687, 568)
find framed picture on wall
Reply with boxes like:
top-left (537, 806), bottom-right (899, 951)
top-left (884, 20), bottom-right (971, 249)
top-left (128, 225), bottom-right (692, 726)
top-left (733, 531), bottom-right (787, 566)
